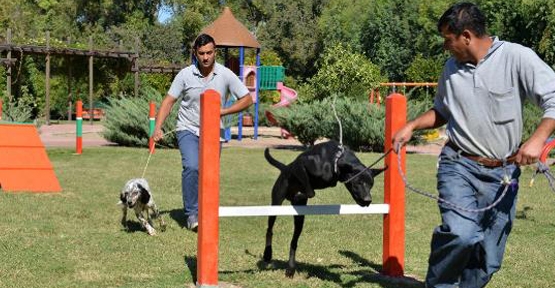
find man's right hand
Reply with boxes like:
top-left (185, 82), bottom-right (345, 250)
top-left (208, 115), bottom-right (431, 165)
top-left (153, 128), bottom-right (164, 142)
top-left (392, 124), bottom-right (414, 153)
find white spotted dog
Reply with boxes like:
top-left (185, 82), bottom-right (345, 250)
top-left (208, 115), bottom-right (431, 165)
top-left (118, 178), bottom-right (166, 236)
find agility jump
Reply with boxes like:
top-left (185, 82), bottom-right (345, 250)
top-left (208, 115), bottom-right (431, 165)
top-left (195, 89), bottom-right (407, 287)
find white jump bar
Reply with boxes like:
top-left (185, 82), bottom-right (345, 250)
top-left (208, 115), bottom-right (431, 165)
top-left (219, 204), bottom-right (390, 217)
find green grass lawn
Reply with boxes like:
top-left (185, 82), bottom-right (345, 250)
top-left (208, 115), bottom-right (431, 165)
top-left (1, 146), bottom-right (554, 287)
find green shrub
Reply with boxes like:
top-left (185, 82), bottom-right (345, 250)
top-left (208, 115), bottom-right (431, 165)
top-left (323, 97), bottom-right (386, 151)
top-left (268, 99), bottom-right (330, 147)
top-left (256, 101), bottom-right (273, 127)
top-left (0, 97), bottom-right (34, 123)
top-left (269, 95), bottom-right (430, 151)
top-left (102, 87), bottom-right (177, 148)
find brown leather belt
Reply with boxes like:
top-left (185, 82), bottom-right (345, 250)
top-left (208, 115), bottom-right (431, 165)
top-left (445, 141), bottom-right (517, 168)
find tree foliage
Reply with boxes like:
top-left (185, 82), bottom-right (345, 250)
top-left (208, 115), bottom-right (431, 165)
top-left (2, 0), bottom-right (555, 140)
top-left (254, 0), bottom-right (327, 78)
top-left (307, 43), bottom-right (384, 101)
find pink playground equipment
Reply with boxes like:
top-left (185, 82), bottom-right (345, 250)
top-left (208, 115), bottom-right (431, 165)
top-left (238, 65), bottom-right (298, 139)
top-left (241, 65), bottom-right (260, 105)
top-left (264, 81), bottom-right (298, 138)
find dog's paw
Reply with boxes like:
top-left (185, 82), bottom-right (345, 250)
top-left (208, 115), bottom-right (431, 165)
top-left (121, 221), bottom-right (130, 232)
top-left (146, 226), bottom-right (157, 236)
top-left (285, 267), bottom-right (296, 278)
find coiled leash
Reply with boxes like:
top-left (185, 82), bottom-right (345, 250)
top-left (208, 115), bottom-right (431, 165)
top-left (140, 129), bottom-right (177, 178)
top-left (530, 162), bottom-right (555, 193)
top-left (395, 143), bottom-right (515, 213)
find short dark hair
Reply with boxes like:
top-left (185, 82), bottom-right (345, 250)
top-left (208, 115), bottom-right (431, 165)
top-left (437, 2), bottom-right (487, 37)
top-left (193, 34), bottom-right (216, 50)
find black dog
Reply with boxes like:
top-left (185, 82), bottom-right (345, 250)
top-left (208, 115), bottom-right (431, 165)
top-left (263, 140), bottom-right (386, 277)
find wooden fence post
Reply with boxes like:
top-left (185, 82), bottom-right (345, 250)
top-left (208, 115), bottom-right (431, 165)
top-left (88, 36), bottom-right (94, 125)
top-left (45, 31), bottom-right (51, 125)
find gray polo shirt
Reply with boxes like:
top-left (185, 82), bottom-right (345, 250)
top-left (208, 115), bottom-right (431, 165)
top-left (167, 62), bottom-right (249, 137)
top-left (434, 37), bottom-right (555, 159)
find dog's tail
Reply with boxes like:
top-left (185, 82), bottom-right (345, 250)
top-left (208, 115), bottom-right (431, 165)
top-left (264, 148), bottom-right (287, 171)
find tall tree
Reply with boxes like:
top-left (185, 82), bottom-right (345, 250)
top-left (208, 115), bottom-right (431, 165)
top-left (317, 0), bottom-right (373, 53)
top-left (254, 0), bottom-right (328, 80)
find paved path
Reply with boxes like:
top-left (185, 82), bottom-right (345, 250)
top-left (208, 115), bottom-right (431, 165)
top-left (39, 123), bottom-right (113, 148)
top-left (38, 123), bottom-right (443, 155)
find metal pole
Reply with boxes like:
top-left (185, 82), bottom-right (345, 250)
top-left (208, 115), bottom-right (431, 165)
top-left (254, 48), bottom-right (261, 140)
top-left (237, 47), bottom-right (245, 141)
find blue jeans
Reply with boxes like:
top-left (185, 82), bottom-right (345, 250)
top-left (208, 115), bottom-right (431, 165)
top-left (177, 130), bottom-right (221, 217)
top-left (426, 145), bottom-right (520, 288)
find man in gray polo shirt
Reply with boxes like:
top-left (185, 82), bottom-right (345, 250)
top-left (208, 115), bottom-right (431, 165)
top-left (153, 34), bottom-right (252, 231)
top-left (393, 3), bottom-right (555, 287)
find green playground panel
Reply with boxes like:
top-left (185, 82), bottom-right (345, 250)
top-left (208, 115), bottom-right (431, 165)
top-left (258, 66), bottom-right (285, 90)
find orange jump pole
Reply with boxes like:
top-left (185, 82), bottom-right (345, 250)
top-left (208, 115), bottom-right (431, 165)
top-left (76, 100), bottom-right (83, 154)
top-left (148, 102), bottom-right (156, 153)
top-left (197, 89), bottom-right (221, 288)
top-left (0, 99), bottom-right (3, 120)
top-left (382, 93), bottom-right (406, 276)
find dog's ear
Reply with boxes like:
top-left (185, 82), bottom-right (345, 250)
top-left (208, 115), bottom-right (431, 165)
top-left (370, 166), bottom-right (388, 177)
top-left (119, 193), bottom-right (127, 205)
top-left (138, 184), bottom-right (151, 204)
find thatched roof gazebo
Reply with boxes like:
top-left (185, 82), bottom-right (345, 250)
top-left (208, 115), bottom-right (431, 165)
top-left (200, 6), bottom-right (262, 140)
top-left (201, 7), bottom-right (260, 49)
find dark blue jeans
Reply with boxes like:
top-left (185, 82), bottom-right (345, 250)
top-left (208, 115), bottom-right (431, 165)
top-left (426, 145), bottom-right (520, 288)
top-left (177, 130), bottom-right (221, 217)
top-left (177, 130), bottom-right (200, 217)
